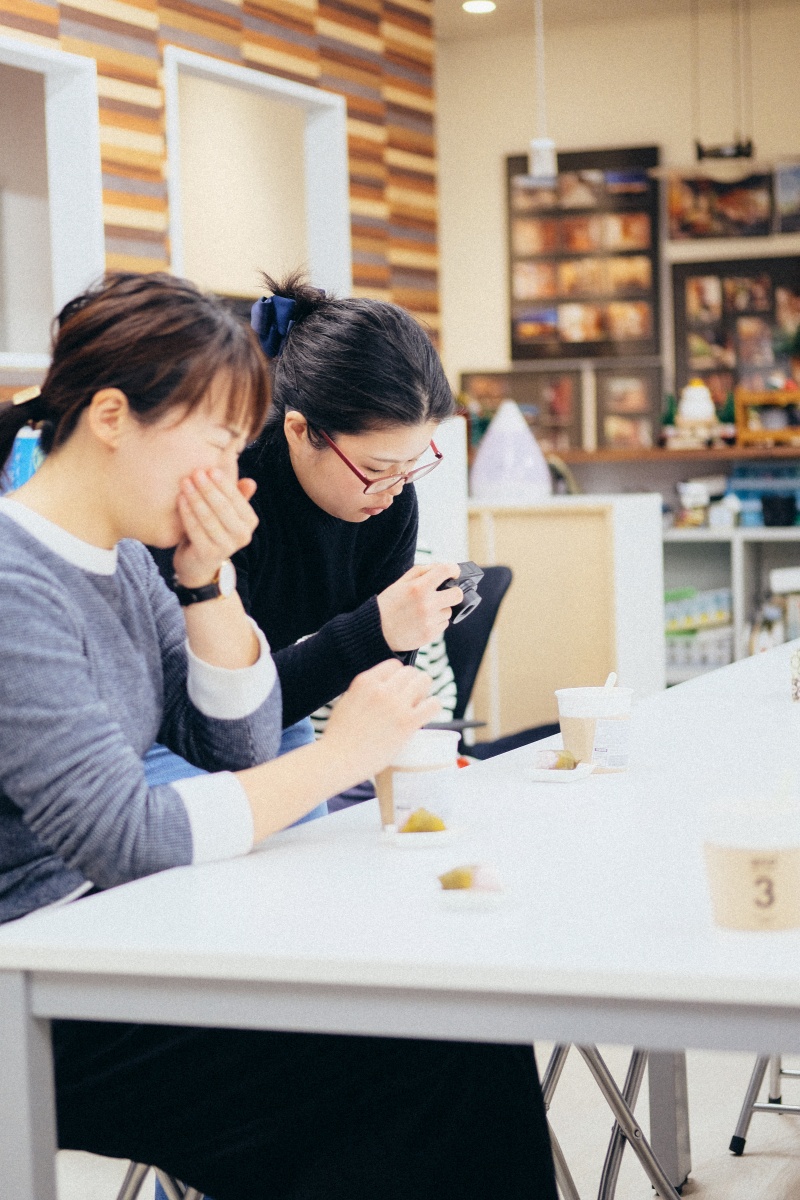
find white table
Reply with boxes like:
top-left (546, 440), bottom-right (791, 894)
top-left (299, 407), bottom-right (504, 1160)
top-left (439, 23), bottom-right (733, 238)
top-left (4, 642), bottom-right (800, 1200)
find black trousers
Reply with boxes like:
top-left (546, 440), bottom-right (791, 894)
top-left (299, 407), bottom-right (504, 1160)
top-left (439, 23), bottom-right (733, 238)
top-left (53, 1020), bottom-right (558, 1200)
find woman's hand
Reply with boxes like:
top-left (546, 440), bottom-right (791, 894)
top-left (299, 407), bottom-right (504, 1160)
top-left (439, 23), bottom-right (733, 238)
top-left (240, 660), bottom-right (441, 842)
top-left (321, 659), bottom-right (441, 780)
top-left (173, 467), bottom-right (258, 589)
top-left (376, 562), bottom-right (464, 652)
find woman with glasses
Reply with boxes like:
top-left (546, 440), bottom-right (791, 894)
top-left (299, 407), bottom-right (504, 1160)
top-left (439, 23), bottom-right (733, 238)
top-left (237, 272), bottom-right (462, 734)
top-left (149, 273), bottom-right (463, 799)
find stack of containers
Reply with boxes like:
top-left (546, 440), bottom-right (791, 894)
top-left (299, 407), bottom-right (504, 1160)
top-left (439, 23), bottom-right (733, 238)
top-left (725, 464), bottom-right (800, 527)
top-left (664, 586), bottom-right (734, 684)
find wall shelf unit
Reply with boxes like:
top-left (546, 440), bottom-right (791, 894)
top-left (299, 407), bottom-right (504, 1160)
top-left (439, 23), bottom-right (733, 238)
top-left (560, 445), bottom-right (800, 465)
top-left (663, 524), bottom-right (800, 664)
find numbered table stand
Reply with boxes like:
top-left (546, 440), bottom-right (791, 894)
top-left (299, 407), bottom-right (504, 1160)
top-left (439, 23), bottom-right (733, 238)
top-left (4, 642), bottom-right (800, 1200)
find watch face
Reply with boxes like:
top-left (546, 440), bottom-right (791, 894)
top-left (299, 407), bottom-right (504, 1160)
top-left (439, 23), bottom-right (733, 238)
top-left (219, 559), bottom-right (237, 597)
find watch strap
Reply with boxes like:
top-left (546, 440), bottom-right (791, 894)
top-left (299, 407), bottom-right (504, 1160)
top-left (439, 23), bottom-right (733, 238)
top-left (172, 576), bottom-right (222, 606)
top-left (172, 562), bottom-right (224, 606)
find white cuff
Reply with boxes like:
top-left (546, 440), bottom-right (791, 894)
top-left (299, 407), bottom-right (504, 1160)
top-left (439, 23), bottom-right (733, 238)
top-left (186, 620), bottom-right (277, 720)
top-left (173, 772), bottom-right (255, 863)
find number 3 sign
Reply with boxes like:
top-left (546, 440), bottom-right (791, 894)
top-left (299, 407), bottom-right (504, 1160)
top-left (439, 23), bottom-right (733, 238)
top-left (704, 846), bottom-right (800, 930)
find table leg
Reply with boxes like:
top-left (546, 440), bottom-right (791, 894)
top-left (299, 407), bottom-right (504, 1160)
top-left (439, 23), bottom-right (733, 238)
top-left (647, 1052), bottom-right (691, 1192)
top-left (0, 971), bottom-right (58, 1200)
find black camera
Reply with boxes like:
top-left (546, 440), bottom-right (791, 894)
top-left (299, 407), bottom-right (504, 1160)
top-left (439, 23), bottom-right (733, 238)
top-left (437, 561), bottom-right (484, 624)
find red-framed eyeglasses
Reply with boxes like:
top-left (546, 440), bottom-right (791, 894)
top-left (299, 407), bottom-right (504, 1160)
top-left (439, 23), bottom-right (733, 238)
top-left (318, 429), bottom-right (443, 495)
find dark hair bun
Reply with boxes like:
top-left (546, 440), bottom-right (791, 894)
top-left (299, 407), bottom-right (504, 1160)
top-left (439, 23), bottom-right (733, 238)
top-left (260, 271), bottom-right (328, 325)
top-left (256, 266), bottom-right (454, 444)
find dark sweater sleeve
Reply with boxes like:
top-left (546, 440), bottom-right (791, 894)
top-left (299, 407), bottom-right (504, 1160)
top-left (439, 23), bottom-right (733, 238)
top-left (277, 489), bottom-right (419, 726)
top-left (276, 597), bottom-right (393, 727)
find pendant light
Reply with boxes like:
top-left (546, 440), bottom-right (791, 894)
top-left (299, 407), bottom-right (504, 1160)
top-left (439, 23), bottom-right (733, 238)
top-left (692, 0), bottom-right (754, 165)
top-left (652, 0), bottom-right (774, 187)
top-left (528, 0), bottom-right (556, 182)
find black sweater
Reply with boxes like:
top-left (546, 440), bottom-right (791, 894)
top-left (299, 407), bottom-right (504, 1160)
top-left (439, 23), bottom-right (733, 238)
top-left (237, 435), bottom-right (418, 724)
top-left (152, 435), bottom-right (418, 727)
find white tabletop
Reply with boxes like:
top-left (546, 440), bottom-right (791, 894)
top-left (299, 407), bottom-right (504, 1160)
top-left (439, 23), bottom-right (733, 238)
top-left (3, 642), bottom-right (800, 1049)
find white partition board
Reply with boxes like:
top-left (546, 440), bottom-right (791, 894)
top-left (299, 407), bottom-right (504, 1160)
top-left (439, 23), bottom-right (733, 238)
top-left (0, 36), bottom-right (104, 369)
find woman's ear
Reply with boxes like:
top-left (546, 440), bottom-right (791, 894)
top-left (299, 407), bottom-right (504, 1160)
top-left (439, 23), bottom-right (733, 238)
top-left (85, 388), bottom-right (130, 450)
top-left (283, 410), bottom-right (309, 450)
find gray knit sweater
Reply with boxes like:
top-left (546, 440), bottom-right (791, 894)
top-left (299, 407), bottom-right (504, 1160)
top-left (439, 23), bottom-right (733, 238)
top-left (0, 499), bottom-right (282, 924)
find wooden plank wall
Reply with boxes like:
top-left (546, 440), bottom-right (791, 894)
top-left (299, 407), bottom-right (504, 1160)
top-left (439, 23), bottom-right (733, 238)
top-left (0, 0), bottom-right (439, 332)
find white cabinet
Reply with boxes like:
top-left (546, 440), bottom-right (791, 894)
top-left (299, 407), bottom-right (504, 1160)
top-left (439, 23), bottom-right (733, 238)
top-left (663, 526), bottom-right (800, 664)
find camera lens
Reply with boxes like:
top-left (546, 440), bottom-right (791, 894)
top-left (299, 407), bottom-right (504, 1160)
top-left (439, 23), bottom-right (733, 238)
top-left (451, 584), bottom-right (481, 624)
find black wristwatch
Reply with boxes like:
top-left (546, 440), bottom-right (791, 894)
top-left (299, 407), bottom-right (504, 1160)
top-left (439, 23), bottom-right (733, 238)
top-left (173, 560), bottom-right (237, 606)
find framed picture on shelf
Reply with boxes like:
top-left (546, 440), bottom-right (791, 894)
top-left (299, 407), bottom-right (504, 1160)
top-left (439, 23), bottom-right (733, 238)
top-left (595, 366), bottom-right (661, 449)
top-left (667, 173), bottom-right (773, 239)
top-left (672, 257), bottom-right (800, 399)
top-left (460, 370), bottom-right (582, 455)
top-left (507, 145), bottom-right (660, 361)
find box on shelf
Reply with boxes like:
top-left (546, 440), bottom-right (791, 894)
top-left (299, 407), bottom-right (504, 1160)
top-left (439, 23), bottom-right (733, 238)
top-left (665, 586), bottom-right (732, 632)
top-left (725, 463), bottom-right (800, 527)
top-left (770, 566), bottom-right (800, 595)
top-left (735, 389), bottom-right (800, 448)
top-left (665, 624), bottom-right (734, 681)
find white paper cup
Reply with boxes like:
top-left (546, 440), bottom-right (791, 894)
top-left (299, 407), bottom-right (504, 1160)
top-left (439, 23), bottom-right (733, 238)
top-left (393, 767), bottom-right (458, 832)
top-left (374, 729), bottom-right (460, 831)
top-left (704, 801), bottom-right (800, 931)
top-left (555, 686), bottom-right (633, 772)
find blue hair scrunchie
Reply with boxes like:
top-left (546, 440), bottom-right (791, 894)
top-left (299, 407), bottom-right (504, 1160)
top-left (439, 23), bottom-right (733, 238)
top-left (250, 295), bottom-right (296, 357)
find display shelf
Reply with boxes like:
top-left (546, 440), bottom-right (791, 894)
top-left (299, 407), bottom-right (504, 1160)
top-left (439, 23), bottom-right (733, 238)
top-left (662, 523), bottom-right (800, 664)
top-left (665, 232), bottom-right (800, 263)
top-left (664, 526), bottom-right (800, 543)
top-left (560, 445), bottom-right (800, 465)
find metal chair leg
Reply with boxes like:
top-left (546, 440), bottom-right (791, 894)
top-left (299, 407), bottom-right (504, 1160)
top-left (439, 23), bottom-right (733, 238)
top-left (577, 1046), bottom-right (682, 1200)
top-left (548, 1119), bottom-right (582, 1200)
top-left (596, 1048), bottom-right (648, 1200)
top-left (155, 1171), bottom-right (204, 1200)
top-left (729, 1055), bottom-right (769, 1155)
top-left (769, 1055), bottom-right (783, 1103)
top-left (542, 1044), bottom-right (571, 1108)
top-left (115, 1162), bottom-right (151, 1200)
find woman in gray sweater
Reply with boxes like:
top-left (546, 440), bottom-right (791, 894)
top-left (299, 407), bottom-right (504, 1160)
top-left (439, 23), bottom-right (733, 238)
top-left (0, 273), bottom-right (557, 1200)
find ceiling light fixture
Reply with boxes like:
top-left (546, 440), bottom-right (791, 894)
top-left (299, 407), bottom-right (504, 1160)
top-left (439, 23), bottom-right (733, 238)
top-left (462, 0), bottom-right (496, 12)
top-left (652, 0), bottom-right (770, 184)
top-left (528, 0), bottom-right (556, 181)
top-left (692, 0), bottom-right (754, 162)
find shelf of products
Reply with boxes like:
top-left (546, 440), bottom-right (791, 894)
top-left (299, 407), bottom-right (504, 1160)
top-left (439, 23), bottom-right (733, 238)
top-left (460, 359), bottom-right (663, 455)
top-left (663, 524), bottom-right (800, 673)
top-left (559, 444), bottom-right (800, 464)
top-left (664, 583), bottom-right (734, 686)
top-left (506, 146), bottom-right (661, 366)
